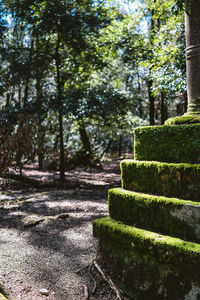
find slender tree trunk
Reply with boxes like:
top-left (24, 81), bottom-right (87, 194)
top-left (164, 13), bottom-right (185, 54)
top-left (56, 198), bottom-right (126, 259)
top-left (147, 79), bottom-right (155, 125)
top-left (36, 62), bottom-right (44, 170)
top-left (23, 79), bottom-right (29, 108)
top-left (160, 91), bottom-right (168, 124)
top-left (137, 73), bottom-right (143, 118)
top-left (58, 110), bottom-right (65, 181)
top-left (184, 91), bottom-right (188, 113)
top-left (18, 84), bottom-right (21, 105)
top-left (118, 134), bottom-right (122, 157)
top-left (23, 39), bottom-right (33, 108)
top-left (55, 35), bottom-right (65, 182)
top-left (147, 3), bottom-right (156, 125)
top-left (38, 123), bottom-right (45, 170)
top-left (6, 93), bottom-right (10, 107)
top-left (100, 139), bottom-right (113, 158)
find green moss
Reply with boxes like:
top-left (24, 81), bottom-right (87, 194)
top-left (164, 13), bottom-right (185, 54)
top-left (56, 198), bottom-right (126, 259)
top-left (93, 217), bottom-right (200, 263)
top-left (108, 188), bottom-right (200, 242)
top-left (121, 159), bottom-right (200, 201)
top-left (165, 114), bottom-right (200, 125)
top-left (134, 124), bottom-right (200, 163)
top-left (93, 218), bottom-right (200, 300)
top-left (93, 217), bottom-right (200, 299)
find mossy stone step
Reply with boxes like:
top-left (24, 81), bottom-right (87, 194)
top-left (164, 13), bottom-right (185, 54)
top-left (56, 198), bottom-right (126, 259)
top-left (109, 188), bottom-right (200, 243)
top-left (93, 217), bottom-right (200, 300)
top-left (121, 159), bottom-right (200, 201)
top-left (134, 124), bottom-right (200, 163)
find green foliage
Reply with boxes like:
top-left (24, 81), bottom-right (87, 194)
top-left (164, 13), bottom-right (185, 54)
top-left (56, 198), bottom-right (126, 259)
top-left (0, 0), bottom-right (189, 169)
top-left (67, 87), bottom-right (132, 124)
top-left (134, 124), bottom-right (200, 163)
top-left (0, 1), bottom-right (7, 39)
top-left (0, 0), bottom-right (120, 175)
top-left (143, 0), bottom-right (186, 95)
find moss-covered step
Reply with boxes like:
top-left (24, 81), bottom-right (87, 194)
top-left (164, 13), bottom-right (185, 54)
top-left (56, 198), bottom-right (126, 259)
top-left (109, 188), bottom-right (200, 243)
top-left (134, 124), bottom-right (200, 163)
top-left (121, 159), bottom-right (200, 201)
top-left (93, 217), bottom-right (200, 300)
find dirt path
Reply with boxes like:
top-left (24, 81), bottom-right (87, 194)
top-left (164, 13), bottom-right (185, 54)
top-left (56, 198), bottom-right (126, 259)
top-left (0, 160), bottom-right (125, 300)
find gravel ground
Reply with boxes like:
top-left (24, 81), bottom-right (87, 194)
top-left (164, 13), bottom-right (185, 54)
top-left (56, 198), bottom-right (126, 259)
top-left (0, 161), bottom-right (126, 300)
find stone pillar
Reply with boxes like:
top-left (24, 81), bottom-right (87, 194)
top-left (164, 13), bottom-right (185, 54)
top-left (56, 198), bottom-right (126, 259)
top-left (165, 0), bottom-right (200, 124)
top-left (185, 0), bottom-right (200, 114)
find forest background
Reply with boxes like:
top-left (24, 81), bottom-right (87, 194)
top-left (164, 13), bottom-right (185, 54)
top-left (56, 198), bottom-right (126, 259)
top-left (0, 0), bottom-right (185, 182)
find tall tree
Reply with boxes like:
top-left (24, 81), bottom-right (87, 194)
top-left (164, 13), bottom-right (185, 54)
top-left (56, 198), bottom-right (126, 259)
top-left (3, 0), bottom-right (114, 181)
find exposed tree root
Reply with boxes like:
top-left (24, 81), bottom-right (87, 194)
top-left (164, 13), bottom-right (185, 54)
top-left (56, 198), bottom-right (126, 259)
top-left (83, 284), bottom-right (89, 300)
top-left (89, 259), bottom-right (122, 300)
top-left (88, 260), bottom-right (97, 294)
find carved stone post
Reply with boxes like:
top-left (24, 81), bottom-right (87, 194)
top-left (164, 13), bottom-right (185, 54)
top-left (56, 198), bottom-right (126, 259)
top-left (185, 0), bottom-right (200, 114)
top-left (165, 0), bottom-right (200, 124)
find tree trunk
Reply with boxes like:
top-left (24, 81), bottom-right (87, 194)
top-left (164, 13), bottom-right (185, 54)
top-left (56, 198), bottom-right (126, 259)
top-left (55, 34), bottom-right (65, 182)
top-left (23, 79), bottom-right (29, 108)
top-left (36, 68), bottom-right (44, 170)
top-left (78, 122), bottom-right (93, 158)
top-left (23, 39), bottom-right (33, 108)
top-left (38, 124), bottom-right (45, 170)
top-left (147, 2), bottom-right (157, 126)
top-left (100, 139), bottom-right (113, 158)
top-left (137, 73), bottom-right (143, 118)
top-left (6, 93), bottom-right (10, 107)
top-left (147, 79), bottom-right (155, 125)
top-left (160, 91), bottom-right (168, 125)
top-left (118, 134), bottom-right (122, 157)
top-left (184, 91), bottom-right (188, 113)
top-left (18, 84), bottom-right (21, 105)
top-left (58, 110), bottom-right (65, 182)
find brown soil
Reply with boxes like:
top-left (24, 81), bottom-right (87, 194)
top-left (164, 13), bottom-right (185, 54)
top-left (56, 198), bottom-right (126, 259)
top-left (0, 159), bottom-right (128, 300)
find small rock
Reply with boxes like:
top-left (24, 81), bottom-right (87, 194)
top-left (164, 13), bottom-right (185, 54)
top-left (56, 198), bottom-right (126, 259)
top-left (23, 215), bottom-right (44, 227)
top-left (39, 289), bottom-right (49, 296)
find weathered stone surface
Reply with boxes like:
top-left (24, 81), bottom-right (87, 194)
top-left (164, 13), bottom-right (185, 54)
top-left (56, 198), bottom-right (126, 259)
top-left (93, 217), bottom-right (200, 300)
top-left (185, 0), bottom-right (200, 115)
top-left (93, 5), bottom-right (200, 291)
top-left (108, 188), bottom-right (200, 243)
top-left (134, 124), bottom-right (200, 163)
top-left (121, 160), bottom-right (200, 201)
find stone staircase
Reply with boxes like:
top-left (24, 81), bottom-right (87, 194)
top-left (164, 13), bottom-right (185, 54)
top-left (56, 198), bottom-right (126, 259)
top-left (93, 124), bottom-right (200, 300)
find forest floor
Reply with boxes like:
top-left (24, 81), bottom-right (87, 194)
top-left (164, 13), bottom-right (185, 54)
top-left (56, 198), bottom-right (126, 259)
top-left (0, 158), bottom-right (130, 300)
